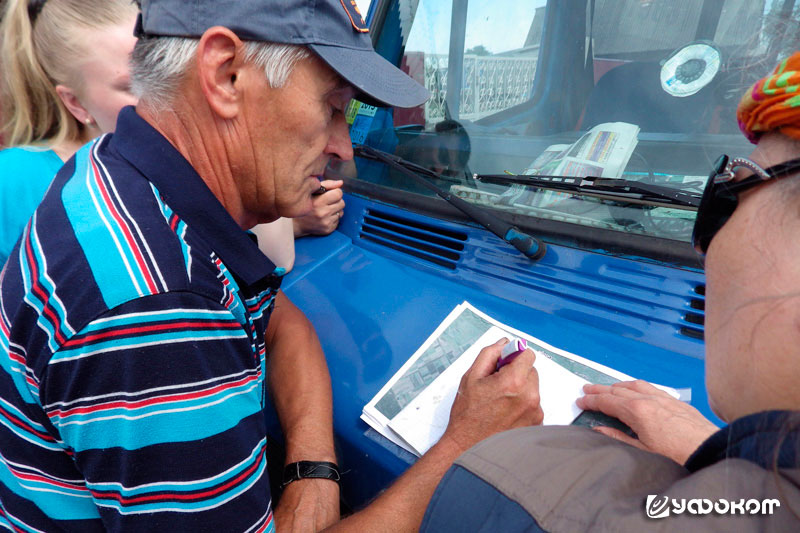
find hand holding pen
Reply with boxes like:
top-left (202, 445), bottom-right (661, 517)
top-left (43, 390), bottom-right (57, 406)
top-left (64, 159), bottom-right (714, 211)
top-left (294, 179), bottom-right (346, 237)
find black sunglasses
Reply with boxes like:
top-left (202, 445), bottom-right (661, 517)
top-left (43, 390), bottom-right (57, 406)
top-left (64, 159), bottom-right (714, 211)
top-left (692, 154), bottom-right (800, 255)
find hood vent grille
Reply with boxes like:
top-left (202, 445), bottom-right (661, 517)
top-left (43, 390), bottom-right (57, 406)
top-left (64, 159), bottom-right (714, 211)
top-left (680, 283), bottom-right (705, 340)
top-left (358, 209), bottom-right (467, 270)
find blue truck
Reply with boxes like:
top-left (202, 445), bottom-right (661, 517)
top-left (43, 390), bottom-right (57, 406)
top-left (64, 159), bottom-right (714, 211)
top-left (268, 0), bottom-right (800, 510)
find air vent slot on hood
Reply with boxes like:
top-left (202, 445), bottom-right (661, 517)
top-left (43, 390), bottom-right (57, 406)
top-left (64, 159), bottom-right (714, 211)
top-left (359, 209), bottom-right (467, 270)
top-left (680, 283), bottom-right (706, 340)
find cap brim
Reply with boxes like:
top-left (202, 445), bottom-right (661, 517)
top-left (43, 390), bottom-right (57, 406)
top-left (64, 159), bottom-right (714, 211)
top-left (310, 44), bottom-right (429, 108)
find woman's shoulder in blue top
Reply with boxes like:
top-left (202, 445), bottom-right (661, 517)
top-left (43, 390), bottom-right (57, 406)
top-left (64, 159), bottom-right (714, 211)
top-left (0, 146), bottom-right (64, 266)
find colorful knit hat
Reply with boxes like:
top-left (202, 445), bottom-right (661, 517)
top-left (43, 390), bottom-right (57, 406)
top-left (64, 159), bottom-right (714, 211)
top-left (737, 52), bottom-right (800, 144)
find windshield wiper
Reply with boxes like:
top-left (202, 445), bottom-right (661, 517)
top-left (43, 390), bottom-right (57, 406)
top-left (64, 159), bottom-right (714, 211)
top-left (354, 145), bottom-right (547, 261)
top-left (474, 173), bottom-right (701, 210)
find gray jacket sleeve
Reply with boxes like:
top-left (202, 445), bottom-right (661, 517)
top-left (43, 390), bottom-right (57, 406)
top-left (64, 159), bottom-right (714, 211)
top-left (421, 426), bottom-right (800, 532)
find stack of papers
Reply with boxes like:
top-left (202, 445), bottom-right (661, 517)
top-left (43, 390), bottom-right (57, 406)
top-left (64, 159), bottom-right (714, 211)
top-left (494, 121), bottom-right (642, 209)
top-left (361, 302), bottom-right (682, 457)
top-left (527, 121), bottom-right (640, 179)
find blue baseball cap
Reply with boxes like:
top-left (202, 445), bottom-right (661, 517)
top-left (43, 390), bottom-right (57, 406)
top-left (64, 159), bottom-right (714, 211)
top-left (136, 0), bottom-right (429, 108)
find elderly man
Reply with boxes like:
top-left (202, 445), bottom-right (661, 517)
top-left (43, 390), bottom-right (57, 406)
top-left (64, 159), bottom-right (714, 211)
top-left (0, 1), bottom-right (542, 531)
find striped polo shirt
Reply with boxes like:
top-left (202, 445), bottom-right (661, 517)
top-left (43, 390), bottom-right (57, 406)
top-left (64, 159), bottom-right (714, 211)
top-left (0, 107), bottom-right (283, 532)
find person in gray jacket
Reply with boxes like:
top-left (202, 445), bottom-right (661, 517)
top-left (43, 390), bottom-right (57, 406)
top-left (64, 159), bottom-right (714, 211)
top-left (421, 52), bottom-right (800, 531)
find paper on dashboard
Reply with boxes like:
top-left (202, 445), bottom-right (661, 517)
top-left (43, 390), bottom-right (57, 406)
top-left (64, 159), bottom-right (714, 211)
top-left (360, 302), bottom-right (475, 451)
top-left (387, 325), bottom-right (587, 456)
top-left (490, 121), bottom-right (641, 210)
top-left (361, 301), bottom-right (683, 457)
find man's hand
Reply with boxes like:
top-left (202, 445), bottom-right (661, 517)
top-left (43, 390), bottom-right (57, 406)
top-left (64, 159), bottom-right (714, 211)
top-left (441, 338), bottom-right (544, 454)
top-left (294, 180), bottom-right (345, 237)
top-left (321, 338), bottom-right (542, 533)
top-left (274, 478), bottom-right (340, 533)
top-left (576, 380), bottom-right (718, 464)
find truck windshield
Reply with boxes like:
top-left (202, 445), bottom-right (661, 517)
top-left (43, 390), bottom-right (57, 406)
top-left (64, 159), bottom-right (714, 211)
top-left (345, 0), bottom-right (800, 258)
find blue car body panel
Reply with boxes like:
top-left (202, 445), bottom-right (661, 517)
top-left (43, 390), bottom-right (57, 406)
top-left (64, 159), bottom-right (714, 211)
top-left (268, 192), bottom-right (712, 508)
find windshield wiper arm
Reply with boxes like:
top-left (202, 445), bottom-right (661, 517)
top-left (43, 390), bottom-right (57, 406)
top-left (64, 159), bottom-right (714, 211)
top-left (354, 145), bottom-right (547, 261)
top-left (474, 173), bottom-right (701, 210)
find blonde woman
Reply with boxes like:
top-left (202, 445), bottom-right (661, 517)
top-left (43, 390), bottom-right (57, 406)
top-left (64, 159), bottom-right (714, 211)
top-left (0, 0), bottom-right (138, 265)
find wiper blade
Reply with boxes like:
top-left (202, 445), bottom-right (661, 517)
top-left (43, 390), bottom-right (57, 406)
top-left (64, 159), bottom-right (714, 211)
top-left (474, 173), bottom-right (701, 210)
top-left (354, 144), bottom-right (547, 261)
top-left (355, 146), bottom-right (442, 180)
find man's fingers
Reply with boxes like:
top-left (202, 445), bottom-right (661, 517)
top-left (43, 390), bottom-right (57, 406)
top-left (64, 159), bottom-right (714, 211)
top-left (584, 382), bottom-right (643, 399)
top-left (320, 188), bottom-right (344, 203)
top-left (592, 426), bottom-right (644, 449)
top-left (612, 379), bottom-right (671, 398)
top-left (505, 347), bottom-right (535, 372)
top-left (578, 390), bottom-right (662, 436)
top-left (522, 362), bottom-right (543, 425)
top-left (608, 385), bottom-right (641, 399)
top-left (319, 179), bottom-right (344, 190)
top-left (582, 383), bottom-right (612, 395)
top-left (467, 338), bottom-right (509, 379)
top-left (576, 390), bottom-right (631, 419)
top-left (325, 199), bottom-right (345, 213)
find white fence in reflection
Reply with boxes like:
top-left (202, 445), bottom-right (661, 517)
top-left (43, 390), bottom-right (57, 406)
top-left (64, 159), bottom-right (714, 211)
top-left (424, 52), bottom-right (538, 123)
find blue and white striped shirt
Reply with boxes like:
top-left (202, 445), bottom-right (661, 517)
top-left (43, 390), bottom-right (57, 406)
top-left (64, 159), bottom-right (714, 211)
top-left (0, 107), bottom-right (282, 532)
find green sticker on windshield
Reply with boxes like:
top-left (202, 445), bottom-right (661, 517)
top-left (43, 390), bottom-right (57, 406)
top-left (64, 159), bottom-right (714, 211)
top-left (348, 100), bottom-right (379, 144)
top-left (346, 100), bottom-right (379, 125)
top-left (346, 100), bottom-right (361, 124)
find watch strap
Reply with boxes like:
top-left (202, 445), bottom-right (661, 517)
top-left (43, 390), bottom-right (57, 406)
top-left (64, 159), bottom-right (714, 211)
top-left (282, 461), bottom-right (341, 488)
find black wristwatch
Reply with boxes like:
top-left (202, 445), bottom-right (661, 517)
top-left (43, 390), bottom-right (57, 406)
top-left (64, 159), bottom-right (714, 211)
top-left (281, 461), bottom-right (341, 488)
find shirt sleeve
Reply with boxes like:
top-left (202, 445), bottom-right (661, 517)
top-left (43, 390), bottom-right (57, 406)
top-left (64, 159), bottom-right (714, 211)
top-left (40, 290), bottom-right (275, 532)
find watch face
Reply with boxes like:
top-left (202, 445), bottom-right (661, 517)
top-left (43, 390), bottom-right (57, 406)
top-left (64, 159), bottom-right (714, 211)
top-left (661, 42), bottom-right (722, 97)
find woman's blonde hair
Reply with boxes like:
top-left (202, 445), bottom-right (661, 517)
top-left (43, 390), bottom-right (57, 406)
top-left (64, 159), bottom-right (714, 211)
top-left (0, 0), bottom-right (138, 148)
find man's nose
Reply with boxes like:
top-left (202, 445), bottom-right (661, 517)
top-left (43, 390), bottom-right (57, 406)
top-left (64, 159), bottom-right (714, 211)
top-left (325, 113), bottom-right (354, 161)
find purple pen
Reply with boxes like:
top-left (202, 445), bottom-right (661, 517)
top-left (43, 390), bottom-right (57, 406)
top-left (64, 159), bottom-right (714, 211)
top-left (496, 338), bottom-right (527, 370)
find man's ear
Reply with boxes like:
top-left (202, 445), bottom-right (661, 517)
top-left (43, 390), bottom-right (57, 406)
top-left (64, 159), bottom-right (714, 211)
top-left (55, 85), bottom-right (93, 125)
top-left (197, 26), bottom-right (245, 120)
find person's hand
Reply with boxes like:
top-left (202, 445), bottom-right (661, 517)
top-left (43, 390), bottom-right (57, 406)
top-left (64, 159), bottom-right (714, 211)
top-left (273, 477), bottom-right (340, 533)
top-left (441, 338), bottom-right (543, 454)
top-left (576, 380), bottom-right (718, 464)
top-left (294, 180), bottom-right (345, 237)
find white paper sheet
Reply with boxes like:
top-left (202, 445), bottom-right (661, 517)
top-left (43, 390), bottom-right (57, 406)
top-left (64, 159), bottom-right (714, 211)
top-left (362, 301), bottom-right (684, 456)
top-left (388, 326), bottom-right (588, 455)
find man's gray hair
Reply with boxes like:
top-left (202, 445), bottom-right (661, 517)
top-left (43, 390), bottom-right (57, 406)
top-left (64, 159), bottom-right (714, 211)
top-left (130, 37), bottom-right (311, 106)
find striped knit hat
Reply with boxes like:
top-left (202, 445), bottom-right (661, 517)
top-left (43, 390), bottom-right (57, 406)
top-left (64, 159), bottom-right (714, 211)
top-left (737, 52), bottom-right (800, 144)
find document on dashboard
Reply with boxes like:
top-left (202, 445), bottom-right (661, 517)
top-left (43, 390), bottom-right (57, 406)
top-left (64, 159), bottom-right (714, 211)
top-left (361, 302), bottom-right (682, 457)
top-left (490, 121), bottom-right (642, 209)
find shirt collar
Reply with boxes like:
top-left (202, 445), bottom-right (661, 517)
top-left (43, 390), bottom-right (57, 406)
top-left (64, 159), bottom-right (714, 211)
top-left (685, 410), bottom-right (800, 472)
top-left (109, 106), bottom-right (280, 289)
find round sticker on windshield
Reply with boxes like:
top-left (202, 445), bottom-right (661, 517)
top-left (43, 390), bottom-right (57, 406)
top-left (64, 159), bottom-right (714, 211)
top-left (660, 42), bottom-right (721, 97)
